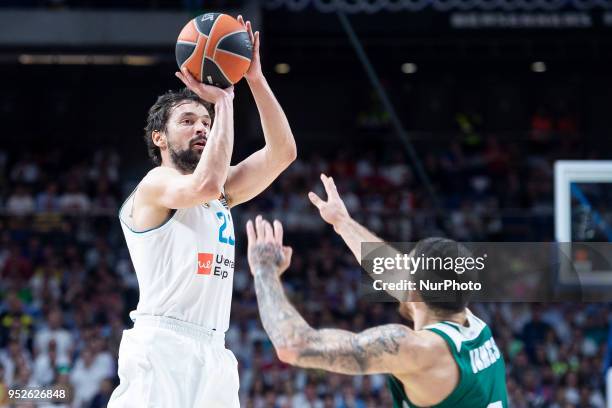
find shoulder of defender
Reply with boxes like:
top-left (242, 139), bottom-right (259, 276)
top-left (410, 328), bottom-right (453, 369)
top-left (376, 324), bottom-right (449, 375)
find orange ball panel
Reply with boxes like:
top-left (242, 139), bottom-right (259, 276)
top-left (215, 50), bottom-right (251, 84)
top-left (205, 14), bottom-right (246, 60)
top-left (182, 35), bottom-right (207, 82)
top-left (177, 19), bottom-right (199, 44)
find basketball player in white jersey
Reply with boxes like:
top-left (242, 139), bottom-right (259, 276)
top-left (109, 17), bottom-right (296, 407)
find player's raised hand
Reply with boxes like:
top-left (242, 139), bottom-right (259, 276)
top-left (237, 15), bottom-right (262, 81)
top-left (175, 67), bottom-right (234, 104)
top-left (308, 174), bottom-right (351, 232)
top-left (246, 215), bottom-right (293, 277)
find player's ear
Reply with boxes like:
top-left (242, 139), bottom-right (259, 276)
top-left (152, 130), bottom-right (166, 149)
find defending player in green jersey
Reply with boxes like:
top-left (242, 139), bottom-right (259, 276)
top-left (387, 315), bottom-right (507, 407)
top-left (247, 174), bottom-right (508, 408)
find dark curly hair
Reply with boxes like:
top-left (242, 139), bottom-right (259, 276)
top-left (144, 88), bottom-right (214, 165)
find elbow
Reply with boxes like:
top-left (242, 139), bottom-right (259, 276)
top-left (286, 140), bottom-right (297, 163)
top-left (265, 143), bottom-right (297, 171)
top-left (285, 137), bottom-right (297, 165)
top-left (278, 139), bottom-right (297, 167)
top-left (276, 346), bottom-right (299, 365)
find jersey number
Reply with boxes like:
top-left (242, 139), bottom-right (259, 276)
top-left (217, 212), bottom-right (235, 246)
top-left (487, 402), bottom-right (503, 408)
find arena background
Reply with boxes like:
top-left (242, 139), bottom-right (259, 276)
top-left (1, 0), bottom-right (612, 407)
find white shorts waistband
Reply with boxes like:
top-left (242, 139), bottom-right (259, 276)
top-left (133, 315), bottom-right (225, 346)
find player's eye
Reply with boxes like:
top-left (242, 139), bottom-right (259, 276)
top-left (182, 119), bottom-right (193, 125)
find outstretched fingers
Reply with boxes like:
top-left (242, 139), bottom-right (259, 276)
top-left (255, 214), bottom-right (265, 244)
top-left (308, 191), bottom-right (325, 209)
top-left (321, 173), bottom-right (340, 199)
top-left (273, 220), bottom-right (283, 246)
top-left (263, 219), bottom-right (274, 243)
top-left (246, 220), bottom-right (256, 248)
top-left (252, 214), bottom-right (287, 254)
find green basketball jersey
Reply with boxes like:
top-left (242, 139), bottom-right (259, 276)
top-left (387, 313), bottom-right (508, 408)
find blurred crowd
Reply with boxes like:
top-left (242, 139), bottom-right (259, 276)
top-left (0, 134), bottom-right (609, 407)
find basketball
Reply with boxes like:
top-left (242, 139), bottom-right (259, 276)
top-left (176, 13), bottom-right (253, 88)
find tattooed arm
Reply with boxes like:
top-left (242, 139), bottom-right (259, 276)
top-left (254, 266), bottom-right (415, 374)
top-left (247, 215), bottom-right (420, 375)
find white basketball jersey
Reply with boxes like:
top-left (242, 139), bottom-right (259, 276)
top-left (118, 188), bottom-right (235, 332)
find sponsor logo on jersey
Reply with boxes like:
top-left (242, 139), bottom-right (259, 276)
top-left (197, 252), bottom-right (213, 275)
top-left (197, 253), bottom-right (234, 279)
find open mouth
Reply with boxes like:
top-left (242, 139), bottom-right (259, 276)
top-left (192, 140), bottom-right (206, 149)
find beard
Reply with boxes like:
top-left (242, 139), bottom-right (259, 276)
top-left (169, 142), bottom-right (202, 174)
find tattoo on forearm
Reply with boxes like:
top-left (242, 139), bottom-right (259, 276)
top-left (251, 242), bottom-right (408, 374)
top-left (296, 325), bottom-right (408, 373)
top-left (254, 266), bottom-right (312, 348)
top-left (251, 242), bottom-right (283, 271)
